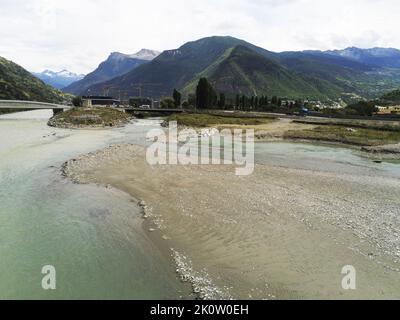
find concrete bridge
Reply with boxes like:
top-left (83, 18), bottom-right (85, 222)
top-left (0, 100), bottom-right (71, 115)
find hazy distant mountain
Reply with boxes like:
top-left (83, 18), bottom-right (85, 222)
top-left (63, 49), bottom-right (160, 95)
top-left (0, 56), bottom-right (69, 103)
top-left (321, 47), bottom-right (400, 68)
top-left (84, 36), bottom-right (400, 102)
top-left (33, 69), bottom-right (85, 89)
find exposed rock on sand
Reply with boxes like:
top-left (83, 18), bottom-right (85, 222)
top-left (172, 249), bottom-right (232, 300)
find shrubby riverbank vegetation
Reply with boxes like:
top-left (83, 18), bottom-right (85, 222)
top-left (165, 113), bottom-right (276, 128)
top-left (285, 125), bottom-right (400, 146)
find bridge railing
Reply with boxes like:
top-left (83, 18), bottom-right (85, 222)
top-left (0, 100), bottom-right (71, 109)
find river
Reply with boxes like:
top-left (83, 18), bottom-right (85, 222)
top-left (0, 110), bottom-right (189, 299)
top-left (1, 110), bottom-right (400, 299)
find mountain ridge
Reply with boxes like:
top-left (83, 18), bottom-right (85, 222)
top-left (181, 45), bottom-right (327, 99)
top-left (0, 56), bottom-right (70, 103)
top-left (63, 49), bottom-right (160, 95)
top-left (71, 37), bottom-right (400, 102)
top-left (305, 47), bottom-right (400, 68)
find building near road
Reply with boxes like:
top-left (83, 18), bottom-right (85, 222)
top-left (376, 105), bottom-right (400, 114)
top-left (82, 96), bottom-right (120, 108)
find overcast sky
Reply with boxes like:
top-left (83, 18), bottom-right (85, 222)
top-left (0, 0), bottom-right (399, 74)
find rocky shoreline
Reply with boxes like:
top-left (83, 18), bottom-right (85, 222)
top-left (61, 144), bottom-right (230, 300)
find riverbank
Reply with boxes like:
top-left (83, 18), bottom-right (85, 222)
top-left (63, 142), bottom-right (400, 299)
top-left (48, 107), bottom-right (133, 129)
top-left (165, 114), bottom-right (400, 159)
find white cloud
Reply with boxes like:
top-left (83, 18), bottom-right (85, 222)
top-left (0, 0), bottom-right (399, 74)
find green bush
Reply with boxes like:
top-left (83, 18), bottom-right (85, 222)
top-left (160, 97), bottom-right (175, 109)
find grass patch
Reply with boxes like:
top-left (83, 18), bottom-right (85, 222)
top-left (49, 107), bottom-right (132, 128)
top-left (293, 119), bottom-right (400, 132)
top-left (165, 113), bottom-right (276, 128)
top-left (284, 125), bottom-right (400, 146)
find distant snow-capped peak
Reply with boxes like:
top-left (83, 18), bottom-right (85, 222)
top-left (108, 49), bottom-right (160, 62)
top-left (41, 69), bottom-right (84, 78)
top-left (327, 47), bottom-right (400, 59)
top-left (129, 49), bottom-right (160, 60)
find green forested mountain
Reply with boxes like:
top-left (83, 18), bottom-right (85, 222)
top-left (84, 36), bottom-right (279, 98)
top-left (82, 36), bottom-right (400, 102)
top-left (0, 56), bottom-right (69, 103)
top-left (181, 45), bottom-right (332, 99)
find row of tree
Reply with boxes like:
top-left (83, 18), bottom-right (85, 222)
top-left (166, 78), bottom-right (305, 111)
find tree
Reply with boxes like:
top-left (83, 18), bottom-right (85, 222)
top-left (346, 101), bottom-right (377, 116)
top-left (182, 101), bottom-right (190, 109)
top-left (210, 85), bottom-right (218, 108)
top-left (196, 78), bottom-right (217, 109)
top-left (188, 94), bottom-right (196, 108)
top-left (235, 94), bottom-right (240, 109)
top-left (218, 93), bottom-right (226, 109)
top-left (72, 96), bottom-right (82, 107)
top-left (160, 97), bottom-right (175, 109)
top-left (172, 89), bottom-right (182, 108)
top-left (295, 99), bottom-right (303, 109)
top-left (241, 95), bottom-right (246, 110)
top-left (271, 96), bottom-right (278, 105)
top-left (259, 96), bottom-right (266, 107)
top-left (196, 78), bottom-right (208, 109)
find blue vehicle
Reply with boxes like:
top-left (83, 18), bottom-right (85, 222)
top-left (299, 107), bottom-right (309, 116)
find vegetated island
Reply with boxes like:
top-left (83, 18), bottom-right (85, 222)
top-left (48, 107), bottom-right (133, 129)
